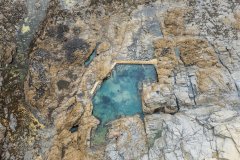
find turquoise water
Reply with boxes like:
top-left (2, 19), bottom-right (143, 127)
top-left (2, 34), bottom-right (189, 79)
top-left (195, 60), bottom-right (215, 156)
top-left (85, 43), bottom-right (100, 67)
top-left (92, 64), bottom-right (157, 145)
top-left (84, 49), bottom-right (97, 66)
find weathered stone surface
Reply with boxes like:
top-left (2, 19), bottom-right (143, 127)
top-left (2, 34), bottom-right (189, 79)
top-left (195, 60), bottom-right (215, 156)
top-left (145, 107), bottom-right (240, 160)
top-left (0, 123), bottom-right (6, 141)
top-left (196, 67), bottom-right (236, 94)
top-left (163, 8), bottom-right (189, 36)
top-left (142, 83), bottom-right (178, 114)
top-left (177, 38), bottom-right (218, 68)
top-left (1, 0), bottom-right (240, 159)
top-left (105, 115), bottom-right (148, 160)
top-left (0, 0), bottom-right (26, 66)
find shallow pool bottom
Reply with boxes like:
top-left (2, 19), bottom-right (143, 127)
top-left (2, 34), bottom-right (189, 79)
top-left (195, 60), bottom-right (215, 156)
top-left (91, 64), bottom-right (157, 145)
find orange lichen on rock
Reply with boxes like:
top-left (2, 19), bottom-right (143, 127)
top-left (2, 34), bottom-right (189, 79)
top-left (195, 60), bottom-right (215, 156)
top-left (196, 67), bottom-right (235, 94)
top-left (163, 8), bottom-right (189, 36)
top-left (234, 9), bottom-right (240, 30)
top-left (176, 38), bottom-right (218, 68)
top-left (154, 38), bottom-right (178, 82)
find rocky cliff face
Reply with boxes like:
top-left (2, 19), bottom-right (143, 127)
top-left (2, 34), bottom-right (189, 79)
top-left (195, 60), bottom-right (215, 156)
top-left (1, 0), bottom-right (240, 159)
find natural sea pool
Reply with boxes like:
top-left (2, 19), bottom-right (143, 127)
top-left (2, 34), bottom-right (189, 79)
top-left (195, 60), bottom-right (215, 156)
top-left (92, 64), bottom-right (157, 145)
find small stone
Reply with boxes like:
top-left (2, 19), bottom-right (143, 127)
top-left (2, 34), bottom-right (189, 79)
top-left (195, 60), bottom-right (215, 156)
top-left (9, 113), bottom-right (17, 132)
top-left (35, 2), bottom-right (41, 9)
top-left (97, 42), bottom-right (111, 54)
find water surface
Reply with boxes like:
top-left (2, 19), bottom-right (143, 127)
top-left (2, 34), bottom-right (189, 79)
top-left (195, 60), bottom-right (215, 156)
top-left (92, 64), bottom-right (157, 145)
top-left (84, 49), bottom-right (97, 66)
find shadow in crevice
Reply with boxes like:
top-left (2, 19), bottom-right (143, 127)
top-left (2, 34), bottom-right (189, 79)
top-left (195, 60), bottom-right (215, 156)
top-left (69, 124), bottom-right (79, 133)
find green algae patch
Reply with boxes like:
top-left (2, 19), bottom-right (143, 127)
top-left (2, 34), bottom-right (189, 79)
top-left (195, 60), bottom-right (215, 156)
top-left (91, 127), bottom-right (108, 146)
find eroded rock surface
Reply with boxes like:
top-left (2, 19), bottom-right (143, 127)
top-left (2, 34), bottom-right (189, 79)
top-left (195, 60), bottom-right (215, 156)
top-left (105, 116), bottom-right (148, 160)
top-left (1, 0), bottom-right (240, 160)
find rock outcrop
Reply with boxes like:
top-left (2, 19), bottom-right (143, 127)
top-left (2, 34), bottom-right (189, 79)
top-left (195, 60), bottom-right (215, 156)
top-left (1, 0), bottom-right (240, 160)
